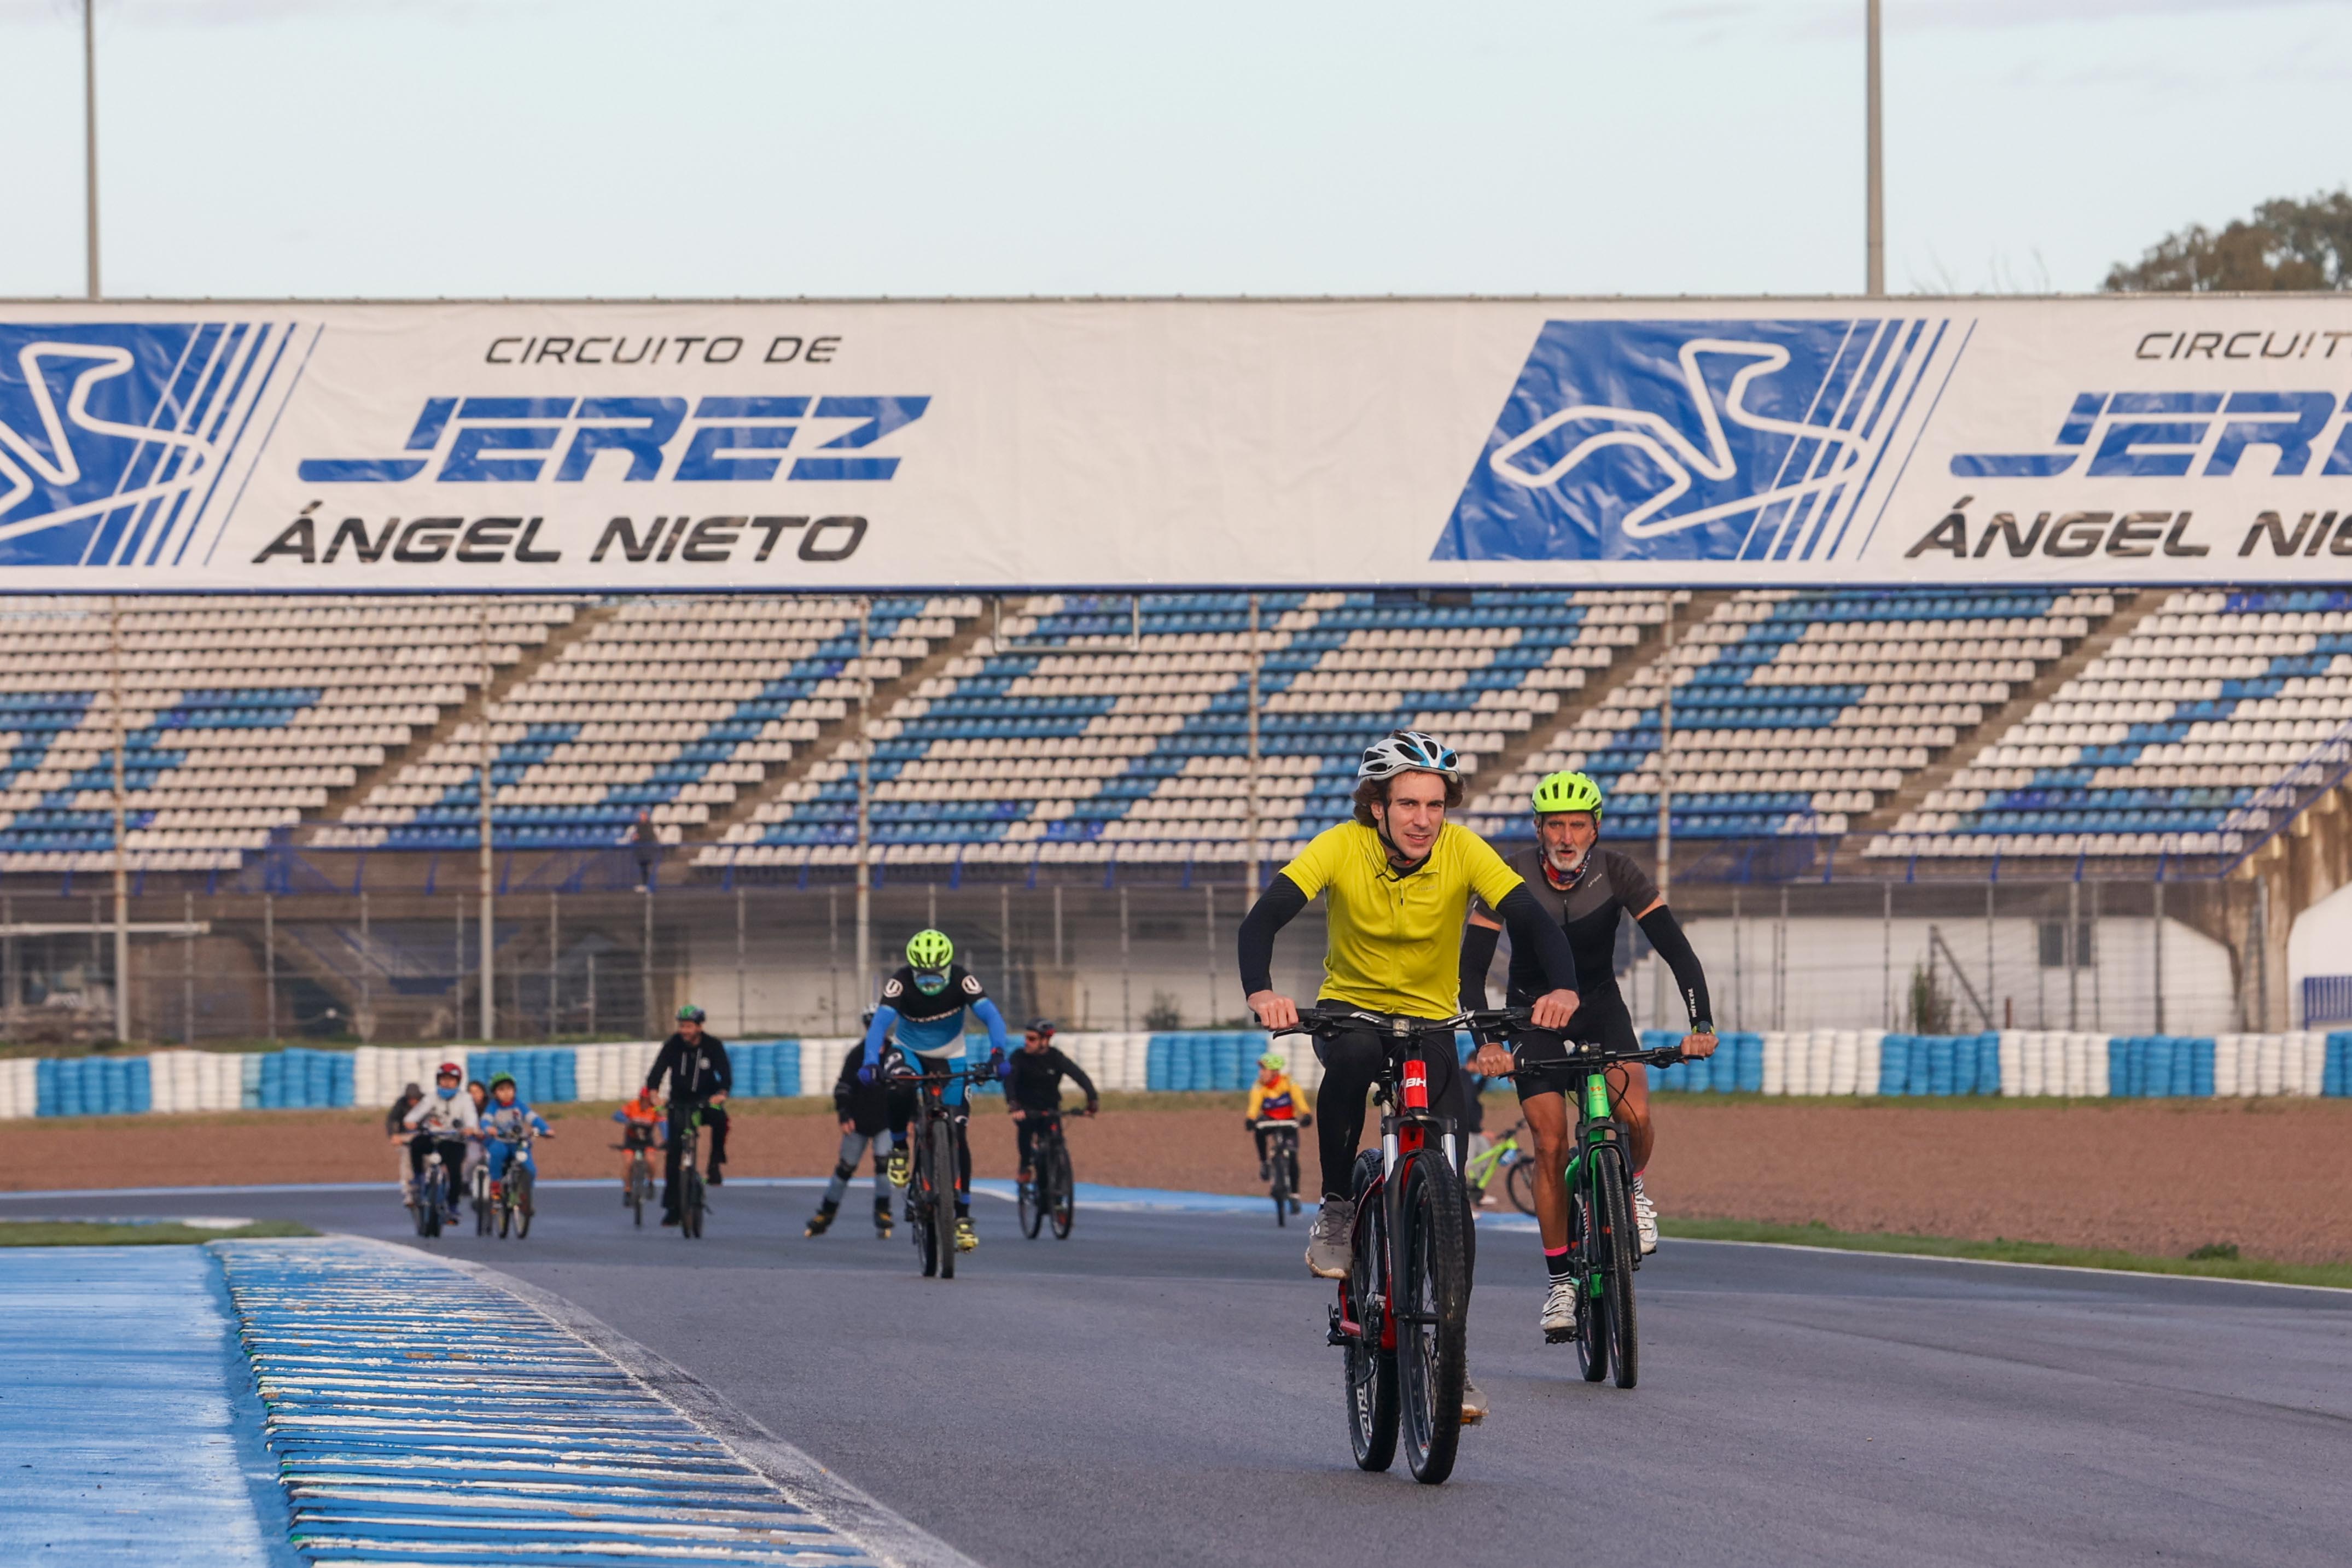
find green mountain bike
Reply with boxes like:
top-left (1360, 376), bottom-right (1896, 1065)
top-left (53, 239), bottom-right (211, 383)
top-left (1512, 1038), bottom-right (1685, 1389)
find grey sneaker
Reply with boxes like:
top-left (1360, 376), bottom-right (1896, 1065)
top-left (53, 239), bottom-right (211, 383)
top-left (1460, 1377), bottom-right (1490, 1424)
top-left (1306, 1198), bottom-right (1355, 1278)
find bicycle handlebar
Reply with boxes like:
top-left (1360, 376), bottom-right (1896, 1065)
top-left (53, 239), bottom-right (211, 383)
top-left (1498, 1043), bottom-right (1689, 1074)
top-left (1271, 1005), bottom-right (1532, 1041)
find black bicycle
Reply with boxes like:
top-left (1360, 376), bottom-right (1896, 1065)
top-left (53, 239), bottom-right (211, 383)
top-left (1254, 1118), bottom-right (1307, 1226)
top-left (408, 1143), bottom-right (454, 1239)
top-left (469, 1151), bottom-right (494, 1237)
top-left (674, 1109), bottom-right (711, 1240)
top-left (616, 1137), bottom-right (657, 1228)
top-left (890, 1060), bottom-right (988, 1278)
top-left (1501, 1036), bottom-right (1685, 1389)
top-left (1280, 1005), bottom-right (1524, 1486)
top-left (490, 1128), bottom-right (547, 1240)
top-left (1016, 1106), bottom-right (1086, 1240)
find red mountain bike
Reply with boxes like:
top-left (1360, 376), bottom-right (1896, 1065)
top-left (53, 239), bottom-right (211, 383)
top-left (1278, 1004), bottom-right (1524, 1485)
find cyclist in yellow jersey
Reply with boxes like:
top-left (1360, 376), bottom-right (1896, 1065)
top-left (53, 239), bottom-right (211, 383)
top-left (1239, 730), bottom-right (1580, 1425)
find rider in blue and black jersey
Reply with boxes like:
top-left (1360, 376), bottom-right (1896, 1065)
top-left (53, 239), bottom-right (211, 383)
top-left (858, 928), bottom-right (1011, 1253)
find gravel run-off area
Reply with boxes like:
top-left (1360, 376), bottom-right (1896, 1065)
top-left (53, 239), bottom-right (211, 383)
top-left (4, 1092), bottom-right (2345, 1264)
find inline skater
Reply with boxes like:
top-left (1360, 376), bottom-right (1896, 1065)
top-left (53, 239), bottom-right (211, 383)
top-left (398, 1062), bottom-right (479, 1225)
top-left (1239, 728), bottom-right (1581, 1424)
top-left (481, 1071), bottom-right (555, 1204)
top-left (807, 1010), bottom-right (915, 1238)
top-left (857, 928), bottom-right (1011, 1254)
top-left (646, 1004), bottom-right (731, 1226)
top-left (1460, 770), bottom-right (1718, 1340)
top-left (1242, 1051), bottom-right (1312, 1195)
top-left (1005, 1019), bottom-right (1098, 1188)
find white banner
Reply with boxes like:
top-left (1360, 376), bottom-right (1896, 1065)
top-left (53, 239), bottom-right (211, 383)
top-left (1, 298), bottom-right (2349, 592)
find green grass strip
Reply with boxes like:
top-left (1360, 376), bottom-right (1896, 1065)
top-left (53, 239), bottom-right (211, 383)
top-left (1663, 1216), bottom-right (2352, 1290)
top-left (0, 1219), bottom-right (316, 1248)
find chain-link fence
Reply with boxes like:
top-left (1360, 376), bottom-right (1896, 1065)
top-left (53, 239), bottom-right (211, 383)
top-left (0, 860), bottom-right (2283, 1049)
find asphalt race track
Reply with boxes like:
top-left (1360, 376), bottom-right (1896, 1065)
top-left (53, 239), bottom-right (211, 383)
top-left (8, 1181), bottom-right (2349, 1568)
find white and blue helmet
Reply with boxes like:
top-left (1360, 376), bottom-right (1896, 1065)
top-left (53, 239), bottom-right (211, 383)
top-left (1358, 729), bottom-right (1460, 783)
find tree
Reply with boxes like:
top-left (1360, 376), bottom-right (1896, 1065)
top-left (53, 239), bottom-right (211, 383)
top-left (2104, 189), bottom-right (2352, 293)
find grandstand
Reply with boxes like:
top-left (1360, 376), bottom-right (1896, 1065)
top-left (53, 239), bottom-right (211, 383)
top-left (5, 585), bottom-right (2344, 880)
top-left (0, 597), bottom-right (577, 874)
top-left (1870, 589), bottom-right (2352, 862)
top-left (704, 589), bottom-right (1661, 870)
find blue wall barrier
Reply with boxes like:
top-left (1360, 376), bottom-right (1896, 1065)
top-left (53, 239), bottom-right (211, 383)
top-left (16, 1028), bottom-right (2352, 1118)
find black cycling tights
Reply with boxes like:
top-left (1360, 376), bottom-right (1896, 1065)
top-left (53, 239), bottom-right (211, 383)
top-left (1312, 1017), bottom-right (1475, 1200)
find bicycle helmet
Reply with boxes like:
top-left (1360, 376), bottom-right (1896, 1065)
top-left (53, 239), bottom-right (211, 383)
top-left (1025, 1017), bottom-right (1056, 1037)
top-left (435, 1061), bottom-right (463, 1079)
top-left (905, 928), bottom-right (954, 969)
top-left (1358, 728), bottom-right (1459, 783)
top-left (1257, 1052), bottom-right (1286, 1072)
top-left (1532, 769), bottom-right (1605, 820)
top-left (487, 1071), bottom-right (516, 1091)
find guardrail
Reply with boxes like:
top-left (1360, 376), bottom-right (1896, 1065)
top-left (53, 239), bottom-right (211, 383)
top-left (3, 1027), bottom-right (2346, 1120)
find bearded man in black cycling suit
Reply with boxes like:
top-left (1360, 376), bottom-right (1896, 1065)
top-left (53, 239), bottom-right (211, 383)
top-left (1460, 770), bottom-right (1717, 1342)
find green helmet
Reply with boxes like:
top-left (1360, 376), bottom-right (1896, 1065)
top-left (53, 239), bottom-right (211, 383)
top-left (488, 1071), bottom-right (516, 1090)
top-left (1258, 1052), bottom-right (1286, 1072)
top-left (906, 928), bottom-right (954, 970)
top-left (1532, 770), bottom-right (1605, 820)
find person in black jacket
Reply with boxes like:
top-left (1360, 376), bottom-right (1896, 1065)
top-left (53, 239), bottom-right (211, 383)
top-left (1003, 1018), bottom-right (1098, 1186)
top-left (806, 1012), bottom-right (916, 1237)
top-left (646, 1004), bottom-right (731, 1224)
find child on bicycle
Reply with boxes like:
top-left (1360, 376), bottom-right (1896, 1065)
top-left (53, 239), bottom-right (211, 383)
top-left (481, 1072), bottom-right (554, 1202)
top-left (1242, 1052), bottom-right (1312, 1180)
top-left (613, 1087), bottom-right (666, 1197)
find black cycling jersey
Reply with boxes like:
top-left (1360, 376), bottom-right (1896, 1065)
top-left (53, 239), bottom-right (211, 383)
top-left (1465, 848), bottom-right (1711, 1040)
top-left (647, 1030), bottom-right (733, 1103)
top-left (1003, 1045), bottom-right (1097, 1113)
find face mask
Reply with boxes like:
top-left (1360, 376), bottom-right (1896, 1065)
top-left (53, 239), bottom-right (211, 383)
top-left (914, 971), bottom-right (948, 995)
top-left (436, 1085), bottom-right (457, 1099)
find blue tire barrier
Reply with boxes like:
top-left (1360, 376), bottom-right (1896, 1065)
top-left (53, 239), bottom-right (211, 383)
top-left (2327, 1033), bottom-right (2352, 1097)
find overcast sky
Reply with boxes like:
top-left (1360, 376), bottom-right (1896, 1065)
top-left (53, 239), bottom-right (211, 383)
top-left (2, 0), bottom-right (2347, 299)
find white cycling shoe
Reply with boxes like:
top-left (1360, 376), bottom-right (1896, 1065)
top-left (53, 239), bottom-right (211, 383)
top-left (1540, 1279), bottom-right (1580, 1340)
top-left (1631, 1179), bottom-right (1660, 1255)
top-left (1460, 1377), bottom-right (1489, 1424)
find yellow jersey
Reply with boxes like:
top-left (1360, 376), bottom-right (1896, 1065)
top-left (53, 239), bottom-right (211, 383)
top-left (1277, 821), bottom-right (1526, 1020)
top-left (1244, 1075), bottom-right (1307, 1121)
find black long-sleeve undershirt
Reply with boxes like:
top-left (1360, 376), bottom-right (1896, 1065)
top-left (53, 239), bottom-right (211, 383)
top-left (1238, 874), bottom-right (1578, 1010)
top-left (1461, 902), bottom-right (1714, 1031)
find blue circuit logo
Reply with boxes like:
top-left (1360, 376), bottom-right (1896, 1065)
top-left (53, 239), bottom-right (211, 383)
top-left (1436, 318), bottom-right (1941, 564)
top-left (0, 321), bottom-right (275, 568)
top-left (1951, 391), bottom-right (2352, 480)
top-left (298, 395), bottom-right (932, 485)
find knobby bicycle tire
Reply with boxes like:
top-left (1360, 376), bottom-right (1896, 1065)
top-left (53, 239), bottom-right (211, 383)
top-left (630, 1160), bottom-right (648, 1228)
top-left (1018, 1128), bottom-right (1045, 1240)
top-left (913, 1133), bottom-right (940, 1278)
top-left (515, 1166), bottom-right (534, 1241)
top-left (475, 1167), bottom-right (493, 1236)
top-left (1596, 1153), bottom-right (1639, 1389)
top-left (1270, 1140), bottom-right (1291, 1227)
top-left (930, 1116), bottom-right (959, 1279)
top-left (1505, 1156), bottom-right (1539, 1217)
top-left (1396, 1151), bottom-right (1470, 1485)
top-left (1343, 1149), bottom-right (1398, 1472)
top-left (1574, 1186), bottom-right (1609, 1384)
top-left (418, 1168), bottom-right (445, 1239)
top-left (1049, 1139), bottom-right (1074, 1239)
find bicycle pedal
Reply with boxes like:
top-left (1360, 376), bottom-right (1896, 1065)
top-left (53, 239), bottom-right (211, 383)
top-left (1544, 1326), bottom-right (1581, 1344)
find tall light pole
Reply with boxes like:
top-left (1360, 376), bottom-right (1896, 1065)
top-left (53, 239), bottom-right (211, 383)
top-left (478, 598), bottom-right (494, 1040)
top-left (109, 596), bottom-right (127, 1041)
top-left (84, 0), bottom-right (101, 299)
top-left (1865, 0), bottom-right (1884, 296)
top-left (853, 599), bottom-right (872, 1012)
